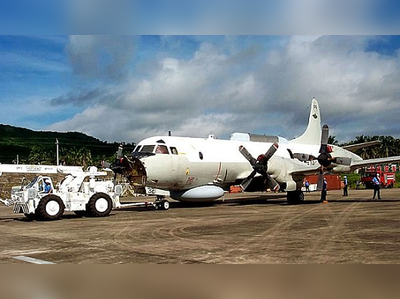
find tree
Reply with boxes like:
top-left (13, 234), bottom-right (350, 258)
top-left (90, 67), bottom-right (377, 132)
top-left (28, 146), bottom-right (55, 164)
top-left (328, 135), bottom-right (339, 145)
top-left (60, 147), bottom-right (93, 167)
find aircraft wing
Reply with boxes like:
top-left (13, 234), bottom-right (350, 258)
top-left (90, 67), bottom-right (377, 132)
top-left (350, 156), bottom-right (400, 171)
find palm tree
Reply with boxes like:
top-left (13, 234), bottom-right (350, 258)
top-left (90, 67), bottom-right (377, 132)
top-left (28, 146), bottom-right (55, 164)
top-left (328, 135), bottom-right (339, 145)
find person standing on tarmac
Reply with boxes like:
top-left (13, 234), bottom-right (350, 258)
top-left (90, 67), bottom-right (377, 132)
top-left (304, 179), bottom-right (310, 192)
top-left (372, 174), bottom-right (381, 200)
top-left (343, 176), bottom-right (348, 196)
top-left (321, 177), bottom-right (328, 202)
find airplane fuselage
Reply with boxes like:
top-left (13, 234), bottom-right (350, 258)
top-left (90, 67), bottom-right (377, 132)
top-left (131, 134), bottom-right (362, 202)
top-left (115, 97), bottom-right (400, 203)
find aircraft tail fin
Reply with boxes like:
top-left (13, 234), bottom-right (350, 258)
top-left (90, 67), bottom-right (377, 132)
top-left (290, 98), bottom-right (321, 145)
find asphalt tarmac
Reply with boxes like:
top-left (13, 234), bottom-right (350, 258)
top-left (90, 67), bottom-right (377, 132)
top-left (1, 188), bottom-right (400, 264)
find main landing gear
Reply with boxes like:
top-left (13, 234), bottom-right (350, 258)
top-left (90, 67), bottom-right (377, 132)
top-left (286, 190), bottom-right (304, 204)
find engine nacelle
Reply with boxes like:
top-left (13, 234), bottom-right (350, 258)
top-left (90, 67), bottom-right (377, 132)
top-left (283, 180), bottom-right (297, 192)
top-left (170, 185), bottom-right (225, 202)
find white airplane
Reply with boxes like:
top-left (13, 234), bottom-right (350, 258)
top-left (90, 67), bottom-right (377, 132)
top-left (114, 98), bottom-right (400, 203)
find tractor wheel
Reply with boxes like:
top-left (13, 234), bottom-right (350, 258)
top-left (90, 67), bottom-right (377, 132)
top-left (24, 213), bottom-right (36, 221)
top-left (36, 195), bottom-right (64, 221)
top-left (86, 193), bottom-right (113, 217)
top-left (74, 210), bottom-right (89, 217)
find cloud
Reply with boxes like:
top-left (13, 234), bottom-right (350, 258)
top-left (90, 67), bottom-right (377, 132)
top-left (1, 0), bottom-right (399, 34)
top-left (49, 88), bottom-right (117, 107)
top-left (48, 36), bottom-right (400, 143)
top-left (66, 35), bottom-right (136, 80)
top-left (69, 0), bottom-right (133, 33)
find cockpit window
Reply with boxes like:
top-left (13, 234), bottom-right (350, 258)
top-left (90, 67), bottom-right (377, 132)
top-left (155, 145), bottom-right (169, 154)
top-left (140, 145), bottom-right (155, 153)
top-left (133, 145), bottom-right (142, 152)
top-left (170, 147), bottom-right (178, 155)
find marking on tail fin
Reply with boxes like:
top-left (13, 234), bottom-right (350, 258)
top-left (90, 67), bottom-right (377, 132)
top-left (289, 98), bottom-right (322, 145)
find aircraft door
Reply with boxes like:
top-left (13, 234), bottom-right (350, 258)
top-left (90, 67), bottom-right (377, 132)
top-left (169, 146), bottom-right (187, 190)
top-left (214, 162), bottom-right (228, 186)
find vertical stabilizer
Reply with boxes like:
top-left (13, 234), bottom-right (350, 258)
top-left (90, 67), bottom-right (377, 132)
top-left (289, 98), bottom-right (321, 145)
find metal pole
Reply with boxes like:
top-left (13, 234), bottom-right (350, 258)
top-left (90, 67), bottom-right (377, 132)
top-left (56, 139), bottom-right (59, 166)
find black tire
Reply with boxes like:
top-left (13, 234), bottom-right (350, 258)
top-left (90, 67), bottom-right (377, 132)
top-left (155, 200), bottom-right (170, 210)
top-left (24, 213), bottom-right (36, 221)
top-left (86, 193), bottom-right (113, 217)
top-left (161, 200), bottom-right (170, 210)
top-left (298, 191), bottom-right (305, 202)
top-left (74, 210), bottom-right (89, 217)
top-left (36, 195), bottom-right (64, 221)
top-left (287, 190), bottom-right (304, 204)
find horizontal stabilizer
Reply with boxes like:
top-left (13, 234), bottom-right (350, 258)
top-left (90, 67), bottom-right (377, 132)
top-left (342, 141), bottom-right (381, 152)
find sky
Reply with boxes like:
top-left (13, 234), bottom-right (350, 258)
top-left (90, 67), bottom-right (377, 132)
top-left (1, 0), bottom-right (400, 34)
top-left (0, 2), bottom-right (400, 144)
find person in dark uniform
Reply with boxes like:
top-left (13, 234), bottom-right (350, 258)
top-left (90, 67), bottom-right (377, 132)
top-left (343, 176), bottom-right (348, 196)
top-left (44, 179), bottom-right (53, 193)
top-left (304, 179), bottom-right (310, 192)
top-left (372, 174), bottom-right (381, 200)
top-left (321, 177), bottom-right (328, 202)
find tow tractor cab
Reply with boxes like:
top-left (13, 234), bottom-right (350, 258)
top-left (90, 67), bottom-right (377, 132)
top-left (5, 167), bottom-right (123, 221)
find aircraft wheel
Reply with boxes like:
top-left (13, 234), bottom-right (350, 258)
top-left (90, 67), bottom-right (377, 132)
top-left (36, 195), bottom-right (64, 221)
top-left (87, 193), bottom-right (113, 217)
top-left (298, 191), bottom-right (304, 202)
top-left (155, 200), bottom-right (170, 210)
top-left (160, 200), bottom-right (170, 210)
top-left (287, 191), bottom-right (304, 204)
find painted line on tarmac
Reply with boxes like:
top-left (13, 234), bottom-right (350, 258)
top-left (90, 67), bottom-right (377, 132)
top-left (13, 256), bottom-right (55, 264)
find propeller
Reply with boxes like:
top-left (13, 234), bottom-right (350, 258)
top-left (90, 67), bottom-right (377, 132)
top-left (317, 124), bottom-right (352, 167)
top-left (239, 142), bottom-right (280, 192)
top-left (316, 124), bottom-right (352, 190)
top-left (316, 125), bottom-right (331, 190)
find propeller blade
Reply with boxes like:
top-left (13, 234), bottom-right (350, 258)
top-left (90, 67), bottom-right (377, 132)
top-left (317, 171), bottom-right (324, 191)
top-left (321, 124), bottom-right (329, 145)
top-left (239, 143), bottom-right (280, 192)
top-left (333, 157), bottom-right (352, 165)
top-left (265, 175), bottom-right (280, 192)
top-left (240, 170), bottom-right (257, 191)
top-left (261, 142), bottom-right (279, 163)
top-left (319, 124), bottom-right (329, 153)
top-left (239, 145), bottom-right (257, 166)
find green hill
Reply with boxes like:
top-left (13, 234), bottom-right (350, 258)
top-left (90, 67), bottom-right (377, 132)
top-left (0, 124), bottom-right (135, 166)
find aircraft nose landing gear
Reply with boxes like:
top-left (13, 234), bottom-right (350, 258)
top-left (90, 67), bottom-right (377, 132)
top-left (154, 196), bottom-right (170, 210)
